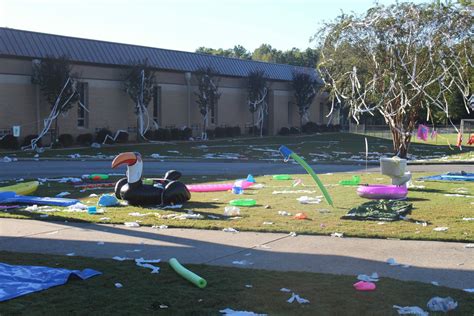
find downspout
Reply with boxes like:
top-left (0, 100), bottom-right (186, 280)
top-left (184, 72), bottom-right (192, 128)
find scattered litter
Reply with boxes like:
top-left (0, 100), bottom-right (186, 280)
top-left (272, 190), bottom-right (316, 194)
top-left (91, 142), bottom-right (101, 148)
top-left (151, 153), bottom-right (161, 159)
top-left (152, 225), bottom-right (168, 229)
top-left (128, 212), bottom-right (147, 217)
top-left (68, 154), bottom-right (81, 159)
top-left (353, 281), bottom-right (376, 291)
top-left (463, 288), bottom-right (474, 293)
top-left (387, 258), bottom-right (399, 266)
top-left (65, 203), bottom-right (88, 213)
top-left (465, 244), bottom-right (474, 248)
top-left (163, 204), bottom-right (183, 209)
top-left (99, 217), bottom-right (110, 221)
top-left (124, 222), bottom-right (140, 227)
top-left (278, 211), bottom-right (291, 216)
top-left (232, 260), bottom-right (253, 266)
top-left (280, 288), bottom-right (291, 292)
top-left (89, 193), bottom-right (98, 197)
top-left (318, 209), bottom-right (331, 214)
top-left (289, 232), bottom-right (297, 237)
top-left (294, 213), bottom-right (308, 220)
top-left (426, 296), bottom-right (457, 312)
top-left (292, 179), bottom-right (302, 187)
top-left (377, 222), bottom-right (385, 225)
top-left (454, 187), bottom-right (469, 194)
top-left (56, 192), bottom-right (70, 197)
top-left (357, 273), bottom-right (379, 282)
top-left (296, 196), bottom-right (322, 204)
top-left (244, 253), bottom-right (252, 256)
top-left (393, 305), bottom-right (428, 316)
top-left (39, 214), bottom-right (49, 218)
top-left (98, 194), bottom-right (120, 207)
top-left (1, 156), bottom-right (16, 163)
top-left (444, 194), bottom-right (474, 198)
top-left (177, 213), bottom-right (204, 220)
top-left (114, 283), bottom-right (123, 288)
top-left (262, 222), bottom-right (273, 225)
top-left (207, 215), bottom-right (220, 219)
top-left (433, 227), bottom-right (448, 232)
top-left (462, 217), bottom-right (474, 221)
top-left (223, 227), bottom-right (239, 233)
top-left (159, 304), bottom-right (168, 309)
top-left (287, 293), bottom-right (310, 304)
top-left (135, 258), bottom-right (161, 274)
top-left (97, 241), bottom-right (105, 245)
top-left (431, 281), bottom-right (439, 286)
top-left (402, 264), bottom-right (410, 268)
top-left (66, 253), bottom-right (75, 256)
top-left (258, 244), bottom-right (271, 249)
top-left (245, 285), bottom-right (253, 288)
top-left (251, 183), bottom-right (264, 189)
top-left (264, 205), bottom-right (270, 209)
top-left (331, 232), bottom-right (344, 238)
top-left (219, 308), bottom-right (266, 316)
top-left (125, 249), bottom-right (142, 253)
top-left (224, 206), bottom-right (241, 216)
top-left (112, 256), bottom-right (132, 261)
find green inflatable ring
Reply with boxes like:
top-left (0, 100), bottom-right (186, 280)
top-left (229, 199), bottom-right (257, 207)
top-left (169, 258), bottom-right (207, 288)
top-left (273, 174), bottom-right (292, 180)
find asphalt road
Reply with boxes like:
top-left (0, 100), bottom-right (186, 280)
top-left (0, 160), bottom-right (471, 180)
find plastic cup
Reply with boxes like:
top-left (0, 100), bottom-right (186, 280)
top-left (88, 206), bottom-right (97, 214)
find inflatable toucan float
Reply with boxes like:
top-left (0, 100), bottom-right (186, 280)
top-left (111, 152), bottom-right (191, 206)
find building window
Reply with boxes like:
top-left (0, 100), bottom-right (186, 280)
top-left (153, 86), bottom-right (161, 126)
top-left (77, 82), bottom-right (88, 128)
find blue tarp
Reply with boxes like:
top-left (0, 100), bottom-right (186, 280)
top-left (419, 172), bottom-right (474, 182)
top-left (0, 262), bottom-right (101, 302)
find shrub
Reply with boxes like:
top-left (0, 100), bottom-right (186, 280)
top-left (115, 131), bottom-right (129, 143)
top-left (302, 122), bottom-right (319, 134)
top-left (232, 126), bottom-right (241, 137)
top-left (278, 127), bottom-right (290, 136)
top-left (214, 126), bottom-right (226, 138)
top-left (289, 127), bottom-right (300, 134)
top-left (76, 133), bottom-right (93, 146)
top-left (0, 135), bottom-right (19, 149)
top-left (170, 128), bottom-right (182, 140)
top-left (58, 134), bottom-right (74, 147)
top-left (22, 135), bottom-right (41, 147)
top-left (182, 127), bottom-right (192, 140)
top-left (96, 128), bottom-right (113, 144)
top-left (205, 129), bottom-right (215, 139)
top-left (144, 130), bottom-right (155, 140)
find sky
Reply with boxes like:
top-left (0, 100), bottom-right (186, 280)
top-left (0, 0), bottom-right (428, 53)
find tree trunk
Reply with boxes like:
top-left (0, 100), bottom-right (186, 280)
top-left (54, 117), bottom-right (59, 144)
top-left (251, 113), bottom-right (255, 136)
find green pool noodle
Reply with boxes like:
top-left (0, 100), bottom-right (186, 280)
top-left (279, 145), bottom-right (334, 206)
top-left (169, 258), bottom-right (207, 288)
top-left (273, 174), bottom-right (292, 180)
top-left (339, 176), bottom-right (361, 186)
top-left (90, 174), bottom-right (109, 180)
top-left (230, 199), bottom-right (257, 206)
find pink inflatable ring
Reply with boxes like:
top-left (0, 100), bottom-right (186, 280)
top-left (357, 185), bottom-right (407, 200)
top-left (187, 181), bottom-right (254, 193)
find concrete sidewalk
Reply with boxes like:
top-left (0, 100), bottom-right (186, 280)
top-left (0, 218), bottom-right (472, 290)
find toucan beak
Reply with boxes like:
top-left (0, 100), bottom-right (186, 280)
top-left (111, 152), bottom-right (138, 169)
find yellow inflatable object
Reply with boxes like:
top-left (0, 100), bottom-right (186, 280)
top-left (0, 181), bottom-right (39, 195)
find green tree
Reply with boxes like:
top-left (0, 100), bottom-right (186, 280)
top-left (292, 72), bottom-right (320, 129)
top-left (316, 2), bottom-right (472, 157)
top-left (122, 59), bottom-right (157, 141)
top-left (32, 55), bottom-right (80, 147)
top-left (194, 67), bottom-right (221, 139)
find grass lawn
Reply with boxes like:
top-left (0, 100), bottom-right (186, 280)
top-left (1, 251), bottom-right (473, 315)
top-left (2, 133), bottom-right (473, 162)
top-left (1, 172), bottom-right (473, 242)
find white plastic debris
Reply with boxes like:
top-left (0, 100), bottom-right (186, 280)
top-left (393, 305), bottom-right (428, 316)
top-left (135, 258), bottom-right (161, 274)
top-left (219, 308), bottom-right (267, 316)
top-left (426, 296), bottom-right (457, 312)
top-left (128, 212), bottom-right (147, 217)
top-left (278, 211), bottom-right (292, 216)
top-left (125, 249), bottom-right (142, 253)
top-left (462, 217), bottom-right (474, 221)
top-left (65, 203), bottom-right (88, 213)
top-left (91, 142), bottom-right (101, 148)
top-left (66, 253), bottom-right (75, 256)
top-left (114, 283), bottom-right (123, 288)
top-left (245, 285), bottom-right (253, 288)
top-left (288, 232), bottom-right (297, 237)
top-left (223, 227), bottom-right (239, 233)
top-left (431, 281), bottom-right (439, 286)
top-left (387, 258), bottom-right (400, 266)
top-left (89, 193), bottom-right (98, 197)
top-left (463, 288), bottom-right (474, 293)
top-left (56, 191), bottom-right (71, 197)
top-left (262, 221), bottom-right (273, 225)
top-left (152, 225), bottom-right (168, 229)
top-left (232, 260), bottom-right (253, 266)
top-left (224, 206), bottom-right (241, 216)
top-left (465, 244), bottom-right (474, 248)
top-left (176, 213), bottom-right (204, 220)
top-left (151, 153), bottom-right (161, 159)
top-left (1, 156), bottom-right (12, 163)
top-left (163, 204), bottom-right (183, 209)
top-left (99, 217), bottom-right (111, 221)
top-left (97, 241), bottom-right (105, 245)
top-left (296, 196), bottom-right (322, 204)
top-left (287, 293), bottom-right (310, 304)
top-left (124, 222), bottom-right (140, 227)
top-left (112, 256), bottom-right (132, 261)
top-left (207, 215), bottom-right (220, 219)
top-left (68, 153), bottom-right (81, 159)
top-left (444, 194), bottom-right (474, 198)
top-left (433, 227), bottom-right (448, 232)
top-left (331, 232), bottom-right (344, 238)
top-left (39, 214), bottom-right (49, 218)
top-left (280, 288), bottom-right (291, 292)
top-left (272, 190), bottom-right (316, 194)
top-left (357, 273), bottom-right (379, 282)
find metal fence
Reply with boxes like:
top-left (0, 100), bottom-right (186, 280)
top-left (349, 123), bottom-right (459, 139)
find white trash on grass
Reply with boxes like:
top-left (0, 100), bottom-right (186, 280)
top-left (357, 273), bottom-right (379, 282)
top-left (296, 196), bottom-right (322, 204)
top-left (287, 293), bottom-right (310, 304)
top-left (223, 227), bottom-right (239, 233)
top-left (135, 258), bottom-right (161, 274)
top-left (393, 305), bottom-right (428, 316)
top-left (219, 308), bottom-right (267, 316)
top-left (124, 222), bottom-right (140, 227)
top-left (427, 296), bottom-right (457, 312)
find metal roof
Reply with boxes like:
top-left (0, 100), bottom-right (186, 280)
top-left (0, 27), bottom-right (321, 82)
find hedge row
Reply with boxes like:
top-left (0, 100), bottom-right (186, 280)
top-left (278, 122), bottom-right (341, 136)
